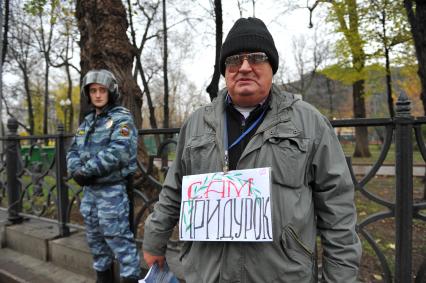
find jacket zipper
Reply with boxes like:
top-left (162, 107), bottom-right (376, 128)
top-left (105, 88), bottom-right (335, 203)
top-left (286, 225), bottom-right (314, 259)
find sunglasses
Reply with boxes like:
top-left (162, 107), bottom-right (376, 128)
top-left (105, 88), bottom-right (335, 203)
top-left (224, 52), bottom-right (269, 72)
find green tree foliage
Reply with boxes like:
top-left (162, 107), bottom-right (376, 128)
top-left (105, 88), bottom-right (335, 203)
top-left (363, 0), bottom-right (413, 117)
top-left (23, 0), bottom-right (48, 15)
top-left (24, 0), bottom-right (60, 21)
top-left (364, 0), bottom-right (411, 57)
top-left (317, 0), bottom-right (371, 157)
top-left (320, 63), bottom-right (368, 86)
top-left (52, 84), bottom-right (80, 132)
top-left (312, 0), bottom-right (415, 155)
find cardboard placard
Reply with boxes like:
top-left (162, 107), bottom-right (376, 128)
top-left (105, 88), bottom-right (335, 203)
top-left (180, 167), bottom-right (272, 241)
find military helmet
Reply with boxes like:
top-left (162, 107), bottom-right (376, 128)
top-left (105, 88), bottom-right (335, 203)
top-left (81, 69), bottom-right (121, 105)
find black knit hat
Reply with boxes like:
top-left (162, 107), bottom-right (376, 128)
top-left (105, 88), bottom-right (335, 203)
top-left (220, 17), bottom-right (279, 76)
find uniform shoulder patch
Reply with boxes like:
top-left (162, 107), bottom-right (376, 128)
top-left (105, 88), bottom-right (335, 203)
top-left (105, 119), bottom-right (113, 129)
top-left (77, 129), bottom-right (85, 136)
top-left (120, 124), bottom-right (130, 137)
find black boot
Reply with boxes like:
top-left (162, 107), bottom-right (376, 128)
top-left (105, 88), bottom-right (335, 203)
top-left (96, 266), bottom-right (113, 283)
top-left (120, 277), bottom-right (139, 283)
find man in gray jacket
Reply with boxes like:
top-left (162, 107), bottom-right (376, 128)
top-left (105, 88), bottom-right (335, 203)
top-left (143, 17), bottom-right (361, 282)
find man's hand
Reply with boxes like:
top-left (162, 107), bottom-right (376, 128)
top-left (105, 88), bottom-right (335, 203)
top-left (143, 251), bottom-right (165, 269)
top-left (72, 170), bottom-right (94, 186)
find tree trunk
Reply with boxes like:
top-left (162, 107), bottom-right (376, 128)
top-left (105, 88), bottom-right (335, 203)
top-left (326, 78), bottom-right (334, 118)
top-left (404, 0), bottom-right (426, 200)
top-left (353, 79), bottom-right (371, 157)
top-left (206, 0), bottom-right (223, 101)
top-left (1, 0), bottom-right (9, 65)
top-left (385, 46), bottom-right (395, 118)
top-left (38, 13), bottom-right (55, 137)
top-left (23, 70), bottom-right (34, 135)
top-left (140, 66), bottom-right (158, 129)
top-left (43, 59), bottom-right (49, 135)
top-left (0, 0), bottom-right (9, 140)
top-left (380, 4), bottom-right (395, 118)
top-left (75, 0), bottom-right (143, 128)
top-left (404, 0), bottom-right (426, 115)
top-left (334, 0), bottom-right (370, 157)
top-left (162, 0), bottom-right (169, 129)
top-left (161, 0), bottom-right (169, 168)
top-left (65, 58), bottom-right (73, 133)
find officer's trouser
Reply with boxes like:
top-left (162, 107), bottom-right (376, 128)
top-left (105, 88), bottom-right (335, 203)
top-left (80, 183), bottom-right (140, 278)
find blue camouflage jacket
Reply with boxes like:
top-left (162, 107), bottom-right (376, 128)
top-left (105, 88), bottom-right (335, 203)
top-left (67, 105), bottom-right (138, 185)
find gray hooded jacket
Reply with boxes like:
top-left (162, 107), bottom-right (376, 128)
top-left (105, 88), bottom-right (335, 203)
top-left (143, 85), bottom-right (361, 283)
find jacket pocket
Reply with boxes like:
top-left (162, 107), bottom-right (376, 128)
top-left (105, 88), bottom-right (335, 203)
top-left (179, 241), bottom-right (192, 262)
top-left (80, 196), bottom-right (96, 227)
top-left (179, 242), bottom-right (204, 283)
top-left (267, 136), bottom-right (309, 188)
top-left (281, 225), bottom-right (314, 261)
top-left (184, 133), bottom-right (219, 175)
top-left (275, 225), bottom-right (314, 282)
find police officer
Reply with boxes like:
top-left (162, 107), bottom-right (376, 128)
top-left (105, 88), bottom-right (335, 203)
top-left (67, 69), bottom-right (140, 283)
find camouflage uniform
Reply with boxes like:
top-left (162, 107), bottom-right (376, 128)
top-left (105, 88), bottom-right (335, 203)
top-left (67, 105), bottom-right (140, 278)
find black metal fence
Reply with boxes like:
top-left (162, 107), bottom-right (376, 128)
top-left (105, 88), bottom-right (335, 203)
top-left (0, 93), bottom-right (425, 282)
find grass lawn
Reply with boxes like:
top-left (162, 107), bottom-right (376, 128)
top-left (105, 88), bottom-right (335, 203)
top-left (353, 175), bottom-right (426, 282)
top-left (0, 174), bottom-right (84, 223)
top-left (341, 143), bottom-right (426, 165)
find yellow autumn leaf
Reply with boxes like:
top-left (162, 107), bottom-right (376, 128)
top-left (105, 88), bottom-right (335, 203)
top-left (387, 243), bottom-right (395, 250)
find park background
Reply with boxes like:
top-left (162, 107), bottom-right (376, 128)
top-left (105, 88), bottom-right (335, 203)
top-left (0, 1), bottom-right (425, 282)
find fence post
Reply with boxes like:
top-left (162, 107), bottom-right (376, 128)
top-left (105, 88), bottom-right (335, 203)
top-left (6, 118), bottom-right (22, 223)
top-left (55, 123), bottom-right (70, 236)
top-left (394, 92), bottom-right (413, 282)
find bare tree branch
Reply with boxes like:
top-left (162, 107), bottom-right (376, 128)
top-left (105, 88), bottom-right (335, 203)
top-left (2, 94), bottom-right (31, 133)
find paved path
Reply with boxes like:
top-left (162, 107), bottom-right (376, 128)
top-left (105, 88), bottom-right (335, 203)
top-left (351, 164), bottom-right (425, 176)
top-left (0, 209), bottom-right (185, 282)
top-left (0, 248), bottom-right (93, 283)
top-left (0, 210), bottom-right (93, 283)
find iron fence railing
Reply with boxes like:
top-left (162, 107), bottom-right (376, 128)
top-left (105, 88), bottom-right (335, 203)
top-left (0, 93), bottom-right (425, 282)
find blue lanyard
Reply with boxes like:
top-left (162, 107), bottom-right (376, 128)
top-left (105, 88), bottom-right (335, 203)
top-left (223, 106), bottom-right (267, 173)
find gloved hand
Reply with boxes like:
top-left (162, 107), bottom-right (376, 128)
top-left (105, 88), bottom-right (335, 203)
top-left (72, 170), bottom-right (95, 186)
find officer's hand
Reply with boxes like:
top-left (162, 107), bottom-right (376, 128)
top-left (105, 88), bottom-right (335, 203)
top-left (143, 251), bottom-right (165, 269)
top-left (72, 170), bottom-right (94, 186)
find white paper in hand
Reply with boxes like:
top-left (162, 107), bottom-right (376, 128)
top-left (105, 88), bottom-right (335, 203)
top-left (139, 261), bottom-right (179, 283)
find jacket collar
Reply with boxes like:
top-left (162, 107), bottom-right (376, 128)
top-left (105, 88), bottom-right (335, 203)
top-left (204, 84), bottom-right (300, 133)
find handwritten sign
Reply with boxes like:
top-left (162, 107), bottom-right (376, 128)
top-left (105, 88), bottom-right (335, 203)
top-left (179, 167), bottom-right (272, 242)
